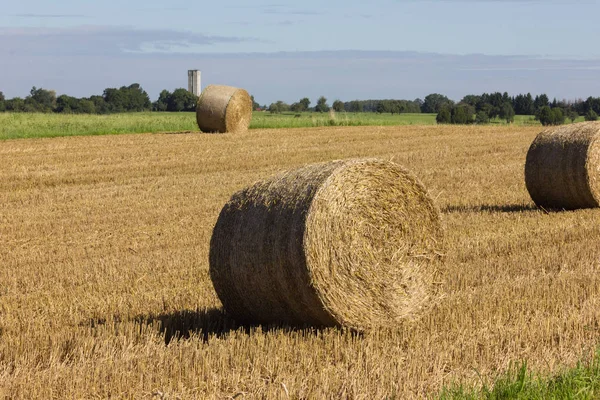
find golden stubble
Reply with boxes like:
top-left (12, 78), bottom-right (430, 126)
top-left (1, 125), bottom-right (599, 399)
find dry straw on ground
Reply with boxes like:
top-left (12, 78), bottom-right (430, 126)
top-left (195, 85), bottom-right (253, 133)
top-left (209, 158), bottom-right (444, 331)
top-left (5, 125), bottom-right (600, 398)
top-left (525, 121), bottom-right (600, 210)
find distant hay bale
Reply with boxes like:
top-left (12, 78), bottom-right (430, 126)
top-left (209, 159), bottom-right (444, 330)
top-left (196, 85), bottom-right (252, 133)
top-left (525, 121), bottom-right (600, 210)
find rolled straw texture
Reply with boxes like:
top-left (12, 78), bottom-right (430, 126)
top-left (525, 121), bottom-right (600, 210)
top-left (196, 85), bottom-right (252, 133)
top-left (209, 158), bottom-right (444, 330)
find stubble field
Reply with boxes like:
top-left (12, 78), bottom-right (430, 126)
top-left (1, 125), bottom-right (599, 398)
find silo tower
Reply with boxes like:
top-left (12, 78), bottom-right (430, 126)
top-left (188, 70), bottom-right (201, 96)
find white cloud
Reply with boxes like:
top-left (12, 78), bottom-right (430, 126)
top-left (0, 26), bottom-right (260, 57)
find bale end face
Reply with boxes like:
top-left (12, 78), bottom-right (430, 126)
top-left (196, 85), bottom-right (253, 133)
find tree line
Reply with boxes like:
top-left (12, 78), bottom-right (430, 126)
top-left (267, 93), bottom-right (599, 125)
top-left (266, 97), bottom-right (422, 114)
top-left (431, 92), bottom-right (599, 125)
top-left (0, 84), bottom-right (197, 114)
top-left (0, 84), bottom-right (599, 126)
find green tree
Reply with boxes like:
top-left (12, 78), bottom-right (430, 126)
top-left (460, 94), bottom-right (481, 109)
top-left (499, 103), bottom-right (515, 123)
top-left (349, 100), bottom-right (361, 112)
top-left (89, 95), bottom-right (109, 114)
top-left (567, 110), bottom-right (578, 123)
top-left (167, 88), bottom-right (197, 112)
top-left (584, 97), bottom-right (600, 114)
top-left (551, 108), bottom-right (565, 125)
top-left (538, 106), bottom-right (565, 126)
top-left (315, 96), bottom-right (329, 113)
top-left (450, 103), bottom-right (474, 124)
top-left (78, 99), bottom-right (96, 114)
top-left (475, 111), bottom-right (490, 124)
top-left (25, 87), bottom-right (57, 112)
top-left (103, 88), bottom-right (125, 112)
top-left (103, 83), bottom-right (151, 113)
top-left (422, 93), bottom-right (453, 113)
top-left (276, 100), bottom-right (290, 112)
top-left (250, 95), bottom-right (260, 110)
top-left (0, 91), bottom-right (5, 112)
top-left (299, 97), bottom-right (311, 111)
top-left (513, 93), bottom-right (535, 115)
top-left (585, 109), bottom-right (598, 121)
top-left (122, 83), bottom-right (151, 111)
top-left (436, 107), bottom-right (451, 124)
top-left (332, 100), bottom-right (345, 112)
top-left (55, 95), bottom-right (79, 113)
top-left (534, 94), bottom-right (549, 111)
top-left (268, 102), bottom-right (286, 113)
top-left (390, 100), bottom-right (403, 115)
top-left (5, 97), bottom-right (25, 112)
top-left (537, 106), bottom-right (553, 126)
top-left (153, 90), bottom-right (171, 111)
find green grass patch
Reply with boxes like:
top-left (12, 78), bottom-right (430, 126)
top-left (0, 112), bottom-right (198, 140)
top-left (0, 111), bottom-right (583, 140)
top-left (439, 349), bottom-right (600, 399)
top-left (0, 111), bottom-right (439, 140)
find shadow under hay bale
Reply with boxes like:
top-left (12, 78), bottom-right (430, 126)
top-left (209, 158), bottom-right (444, 332)
top-left (525, 121), bottom-right (600, 210)
top-left (196, 85), bottom-right (252, 133)
top-left (137, 308), bottom-right (336, 344)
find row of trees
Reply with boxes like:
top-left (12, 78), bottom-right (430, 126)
top-left (0, 84), bottom-right (152, 114)
top-left (267, 97), bottom-right (423, 114)
top-left (1, 85), bottom-right (600, 122)
top-left (435, 92), bottom-right (600, 126)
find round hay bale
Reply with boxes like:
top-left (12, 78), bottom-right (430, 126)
top-left (525, 121), bottom-right (600, 210)
top-left (196, 85), bottom-right (252, 133)
top-left (209, 159), bottom-right (444, 330)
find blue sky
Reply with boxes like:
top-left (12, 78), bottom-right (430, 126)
top-left (1, 0), bottom-right (599, 104)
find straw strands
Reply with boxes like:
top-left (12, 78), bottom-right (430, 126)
top-left (209, 158), bottom-right (444, 331)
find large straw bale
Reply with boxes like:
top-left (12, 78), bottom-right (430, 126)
top-left (209, 159), bottom-right (444, 330)
top-left (525, 121), bottom-right (600, 210)
top-left (196, 85), bottom-right (252, 133)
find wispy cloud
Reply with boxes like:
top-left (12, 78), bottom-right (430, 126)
top-left (133, 7), bottom-right (190, 12)
top-left (229, 3), bottom-right (323, 14)
top-left (11, 13), bottom-right (90, 18)
top-left (343, 13), bottom-right (374, 19)
top-left (0, 26), bottom-right (261, 56)
top-left (262, 8), bottom-right (322, 16)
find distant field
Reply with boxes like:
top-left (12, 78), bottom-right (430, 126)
top-left (0, 111), bottom-right (582, 140)
top-left (253, 112), bottom-right (551, 128)
top-left (252, 111), bottom-right (438, 128)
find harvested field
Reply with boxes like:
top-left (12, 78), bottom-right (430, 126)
top-left (1, 125), bottom-right (600, 398)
